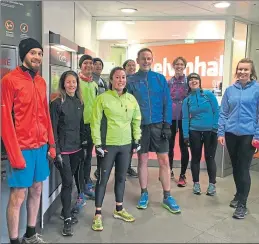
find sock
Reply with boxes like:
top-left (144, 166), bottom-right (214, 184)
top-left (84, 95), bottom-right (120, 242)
top-left (116, 205), bottom-right (123, 212)
top-left (10, 238), bottom-right (20, 244)
top-left (141, 188), bottom-right (148, 194)
top-left (25, 226), bottom-right (36, 238)
top-left (163, 191), bottom-right (170, 199)
top-left (95, 209), bottom-right (102, 215)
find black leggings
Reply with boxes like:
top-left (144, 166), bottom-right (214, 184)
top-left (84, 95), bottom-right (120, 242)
top-left (225, 132), bottom-right (255, 205)
top-left (95, 144), bottom-right (131, 208)
top-left (168, 120), bottom-right (189, 175)
top-left (59, 151), bottom-right (83, 219)
top-left (189, 130), bottom-right (217, 184)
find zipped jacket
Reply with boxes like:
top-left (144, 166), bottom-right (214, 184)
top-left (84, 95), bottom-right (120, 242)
top-left (127, 70), bottom-right (172, 125)
top-left (50, 95), bottom-right (84, 154)
top-left (91, 89), bottom-right (141, 146)
top-left (1, 66), bottom-right (55, 169)
top-left (218, 80), bottom-right (259, 139)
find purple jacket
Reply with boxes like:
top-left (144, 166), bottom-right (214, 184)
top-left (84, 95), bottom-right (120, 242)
top-left (168, 75), bottom-right (188, 121)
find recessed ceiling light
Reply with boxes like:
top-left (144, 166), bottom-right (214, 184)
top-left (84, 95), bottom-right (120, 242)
top-left (213, 2), bottom-right (231, 8)
top-left (120, 8), bottom-right (137, 13)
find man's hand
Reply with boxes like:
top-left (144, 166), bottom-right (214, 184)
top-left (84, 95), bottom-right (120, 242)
top-left (161, 123), bottom-right (171, 140)
top-left (184, 138), bottom-right (190, 147)
top-left (48, 147), bottom-right (56, 162)
top-left (218, 136), bottom-right (225, 146)
top-left (54, 154), bottom-right (63, 170)
top-left (95, 145), bottom-right (108, 157)
top-left (132, 141), bottom-right (141, 153)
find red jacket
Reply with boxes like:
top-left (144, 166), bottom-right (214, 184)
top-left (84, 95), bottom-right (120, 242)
top-left (1, 67), bottom-right (56, 169)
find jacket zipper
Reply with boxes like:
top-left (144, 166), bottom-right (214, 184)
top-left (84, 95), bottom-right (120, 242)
top-left (145, 75), bottom-right (152, 123)
top-left (33, 79), bottom-right (41, 145)
top-left (196, 93), bottom-right (199, 107)
top-left (237, 89), bottom-right (242, 136)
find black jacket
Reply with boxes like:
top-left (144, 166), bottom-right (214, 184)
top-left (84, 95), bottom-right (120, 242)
top-left (50, 95), bottom-right (84, 154)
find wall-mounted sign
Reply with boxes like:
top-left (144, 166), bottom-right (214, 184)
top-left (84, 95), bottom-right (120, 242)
top-left (50, 46), bottom-right (72, 68)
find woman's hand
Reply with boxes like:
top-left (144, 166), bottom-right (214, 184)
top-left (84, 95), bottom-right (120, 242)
top-left (252, 139), bottom-right (259, 148)
top-left (218, 136), bottom-right (225, 146)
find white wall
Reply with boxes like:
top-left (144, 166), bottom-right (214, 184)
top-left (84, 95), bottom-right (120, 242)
top-left (249, 24), bottom-right (259, 74)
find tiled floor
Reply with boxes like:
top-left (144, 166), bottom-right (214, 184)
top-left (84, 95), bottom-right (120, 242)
top-left (42, 168), bottom-right (259, 243)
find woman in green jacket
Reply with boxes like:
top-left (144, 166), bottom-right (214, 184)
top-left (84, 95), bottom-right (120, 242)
top-left (90, 67), bottom-right (141, 231)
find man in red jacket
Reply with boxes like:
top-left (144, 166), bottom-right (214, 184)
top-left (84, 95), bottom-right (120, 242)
top-left (1, 38), bottom-right (56, 244)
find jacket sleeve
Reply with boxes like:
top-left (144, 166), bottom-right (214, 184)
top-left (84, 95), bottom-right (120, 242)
top-left (182, 97), bottom-right (190, 139)
top-left (90, 96), bottom-right (103, 145)
top-left (162, 75), bottom-right (172, 125)
top-left (49, 99), bottom-right (60, 154)
top-left (1, 76), bottom-right (26, 169)
top-left (254, 95), bottom-right (259, 140)
top-left (217, 88), bottom-right (230, 137)
top-left (126, 79), bottom-right (133, 95)
top-left (131, 97), bottom-right (142, 141)
top-left (206, 91), bottom-right (220, 130)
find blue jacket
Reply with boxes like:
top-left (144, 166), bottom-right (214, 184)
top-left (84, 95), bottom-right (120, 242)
top-left (218, 80), bottom-right (259, 139)
top-left (182, 89), bottom-right (219, 139)
top-left (127, 70), bottom-right (172, 125)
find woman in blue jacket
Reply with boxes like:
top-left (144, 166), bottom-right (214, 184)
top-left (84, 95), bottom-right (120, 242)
top-left (182, 73), bottom-right (219, 196)
top-left (218, 58), bottom-right (259, 219)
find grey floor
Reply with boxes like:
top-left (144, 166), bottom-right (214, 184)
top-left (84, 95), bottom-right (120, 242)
top-left (42, 168), bottom-right (259, 243)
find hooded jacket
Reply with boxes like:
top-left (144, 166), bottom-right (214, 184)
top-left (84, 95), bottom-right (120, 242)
top-left (1, 66), bottom-right (55, 169)
top-left (218, 80), bottom-right (259, 139)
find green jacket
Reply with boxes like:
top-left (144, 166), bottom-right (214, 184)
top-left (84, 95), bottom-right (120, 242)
top-left (80, 79), bottom-right (98, 124)
top-left (91, 89), bottom-right (141, 146)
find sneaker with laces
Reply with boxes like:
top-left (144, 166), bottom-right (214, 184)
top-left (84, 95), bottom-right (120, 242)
top-left (233, 203), bottom-right (248, 219)
top-left (62, 218), bottom-right (73, 236)
top-left (84, 183), bottom-right (95, 200)
top-left (177, 175), bottom-right (187, 187)
top-left (193, 182), bottom-right (201, 195)
top-left (162, 196), bottom-right (181, 214)
top-left (206, 183), bottom-right (216, 196)
top-left (92, 215), bottom-right (103, 231)
top-left (113, 209), bottom-right (135, 222)
top-left (71, 193), bottom-right (87, 214)
top-left (137, 192), bottom-right (149, 209)
top-left (127, 167), bottom-right (138, 178)
top-left (60, 211), bottom-right (78, 224)
top-left (21, 233), bottom-right (46, 243)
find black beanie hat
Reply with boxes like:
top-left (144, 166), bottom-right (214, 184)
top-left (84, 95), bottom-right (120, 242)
top-left (79, 54), bottom-right (92, 68)
top-left (19, 38), bottom-right (43, 62)
top-left (187, 72), bottom-right (201, 84)
top-left (93, 57), bottom-right (104, 68)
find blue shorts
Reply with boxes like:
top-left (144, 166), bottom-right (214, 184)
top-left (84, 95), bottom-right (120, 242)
top-left (7, 144), bottom-right (50, 188)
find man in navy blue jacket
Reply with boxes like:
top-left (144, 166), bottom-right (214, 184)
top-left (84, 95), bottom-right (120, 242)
top-left (127, 48), bottom-right (181, 214)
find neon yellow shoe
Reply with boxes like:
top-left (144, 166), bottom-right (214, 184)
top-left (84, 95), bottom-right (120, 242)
top-left (113, 209), bottom-right (135, 222)
top-left (91, 215), bottom-right (103, 231)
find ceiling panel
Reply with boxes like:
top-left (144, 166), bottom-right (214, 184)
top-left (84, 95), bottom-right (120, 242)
top-left (77, 1), bottom-right (259, 23)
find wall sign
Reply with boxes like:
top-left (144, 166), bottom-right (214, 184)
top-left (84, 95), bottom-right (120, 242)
top-left (50, 46), bottom-right (72, 68)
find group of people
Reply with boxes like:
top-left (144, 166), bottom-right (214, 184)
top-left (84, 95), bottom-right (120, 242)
top-left (1, 37), bottom-right (259, 243)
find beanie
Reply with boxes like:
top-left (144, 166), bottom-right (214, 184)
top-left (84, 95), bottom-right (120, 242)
top-left (19, 38), bottom-right (43, 62)
top-left (93, 57), bottom-right (104, 68)
top-left (79, 54), bottom-right (92, 68)
top-left (187, 73), bottom-right (201, 84)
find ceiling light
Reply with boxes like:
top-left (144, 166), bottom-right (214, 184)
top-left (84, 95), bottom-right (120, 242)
top-left (125, 21), bottom-right (135, 25)
top-left (213, 2), bottom-right (231, 8)
top-left (120, 8), bottom-right (137, 13)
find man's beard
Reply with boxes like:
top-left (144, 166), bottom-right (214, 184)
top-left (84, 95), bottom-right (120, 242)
top-left (24, 59), bottom-right (40, 72)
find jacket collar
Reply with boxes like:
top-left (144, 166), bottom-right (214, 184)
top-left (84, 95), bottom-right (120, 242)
top-left (109, 88), bottom-right (127, 97)
top-left (234, 80), bottom-right (255, 89)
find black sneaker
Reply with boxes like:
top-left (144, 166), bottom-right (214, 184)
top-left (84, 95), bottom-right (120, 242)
top-left (62, 218), bottom-right (73, 236)
top-left (233, 203), bottom-right (248, 219)
top-left (229, 195), bottom-right (239, 208)
top-left (60, 211), bottom-right (78, 224)
top-left (127, 167), bottom-right (138, 178)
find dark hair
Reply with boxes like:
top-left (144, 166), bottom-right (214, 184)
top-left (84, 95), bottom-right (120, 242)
top-left (123, 59), bottom-right (135, 69)
top-left (235, 58), bottom-right (257, 80)
top-left (79, 54), bottom-right (93, 68)
top-left (93, 57), bottom-right (104, 68)
top-left (57, 70), bottom-right (83, 104)
top-left (187, 72), bottom-right (202, 93)
top-left (137, 48), bottom-right (153, 57)
top-left (172, 56), bottom-right (187, 67)
top-left (108, 66), bottom-right (126, 89)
